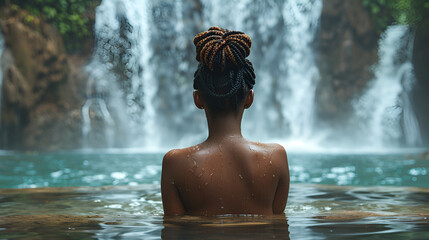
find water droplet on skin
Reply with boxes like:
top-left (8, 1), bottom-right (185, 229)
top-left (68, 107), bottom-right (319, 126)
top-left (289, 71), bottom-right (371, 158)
top-left (272, 174), bottom-right (275, 178)
top-left (220, 206), bottom-right (224, 209)
top-left (210, 173), bottom-right (214, 176)
top-left (269, 160), bottom-right (272, 165)
top-left (205, 182), bottom-right (208, 185)
top-left (193, 160), bottom-right (197, 167)
top-left (239, 174), bottom-right (243, 179)
top-left (171, 181), bottom-right (175, 185)
top-left (263, 173), bottom-right (266, 177)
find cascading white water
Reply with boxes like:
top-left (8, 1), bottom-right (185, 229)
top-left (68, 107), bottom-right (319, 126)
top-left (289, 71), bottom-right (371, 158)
top-left (201, 0), bottom-right (323, 147)
top-left (272, 0), bottom-right (322, 142)
top-left (84, 0), bottom-right (323, 149)
top-left (82, 0), bottom-right (327, 149)
top-left (85, 0), bottom-right (421, 150)
top-left (85, 0), bottom-right (156, 148)
top-left (354, 25), bottom-right (422, 148)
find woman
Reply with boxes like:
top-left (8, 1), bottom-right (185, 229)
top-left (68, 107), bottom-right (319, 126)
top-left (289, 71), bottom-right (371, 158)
top-left (161, 26), bottom-right (289, 216)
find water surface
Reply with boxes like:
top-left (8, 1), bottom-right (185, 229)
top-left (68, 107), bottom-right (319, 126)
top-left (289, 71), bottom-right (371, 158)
top-left (1, 151), bottom-right (427, 188)
top-left (0, 151), bottom-right (428, 239)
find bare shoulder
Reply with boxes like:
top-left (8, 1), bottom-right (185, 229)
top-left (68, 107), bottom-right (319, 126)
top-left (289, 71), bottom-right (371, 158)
top-left (163, 148), bottom-right (183, 162)
top-left (267, 142), bottom-right (287, 153)
top-left (247, 141), bottom-right (287, 165)
top-left (163, 145), bottom-right (200, 166)
top-left (270, 143), bottom-right (287, 156)
top-left (248, 141), bottom-right (287, 154)
top-left (271, 143), bottom-right (288, 165)
top-left (267, 143), bottom-right (287, 164)
top-left (163, 147), bottom-right (186, 164)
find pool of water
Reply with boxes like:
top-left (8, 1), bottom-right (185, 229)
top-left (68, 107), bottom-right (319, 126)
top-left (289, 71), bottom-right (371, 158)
top-left (1, 151), bottom-right (428, 239)
top-left (1, 151), bottom-right (428, 189)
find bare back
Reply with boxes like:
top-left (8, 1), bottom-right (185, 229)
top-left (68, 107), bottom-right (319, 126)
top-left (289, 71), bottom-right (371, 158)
top-left (161, 137), bottom-right (289, 216)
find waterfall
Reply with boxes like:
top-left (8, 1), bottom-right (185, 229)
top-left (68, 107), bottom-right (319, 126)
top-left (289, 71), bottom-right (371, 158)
top-left (202, 0), bottom-right (323, 145)
top-left (85, 0), bottom-right (156, 148)
top-left (85, 1), bottom-right (423, 150)
top-left (84, 0), bottom-right (323, 149)
top-left (354, 25), bottom-right (422, 148)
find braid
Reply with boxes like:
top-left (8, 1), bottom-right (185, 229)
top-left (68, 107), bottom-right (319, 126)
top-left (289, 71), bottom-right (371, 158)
top-left (193, 26), bottom-right (252, 72)
top-left (193, 26), bottom-right (256, 113)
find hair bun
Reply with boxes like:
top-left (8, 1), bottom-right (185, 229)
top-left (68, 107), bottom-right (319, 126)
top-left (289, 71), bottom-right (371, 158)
top-left (193, 26), bottom-right (252, 72)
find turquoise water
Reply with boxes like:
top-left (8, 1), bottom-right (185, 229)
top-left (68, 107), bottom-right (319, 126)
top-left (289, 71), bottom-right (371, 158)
top-left (1, 151), bottom-right (428, 188)
top-left (0, 151), bottom-right (428, 239)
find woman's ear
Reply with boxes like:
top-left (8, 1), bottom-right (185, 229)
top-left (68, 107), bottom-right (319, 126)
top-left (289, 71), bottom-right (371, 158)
top-left (244, 90), bottom-right (254, 109)
top-left (193, 90), bottom-right (204, 109)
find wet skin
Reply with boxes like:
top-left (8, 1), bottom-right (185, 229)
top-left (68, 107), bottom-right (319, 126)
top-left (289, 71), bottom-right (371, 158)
top-left (161, 90), bottom-right (290, 216)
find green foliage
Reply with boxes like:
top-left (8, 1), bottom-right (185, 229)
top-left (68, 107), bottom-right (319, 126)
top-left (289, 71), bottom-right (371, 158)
top-left (363, 0), bottom-right (429, 32)
top-left (12, 0), bottom-right (98, 52)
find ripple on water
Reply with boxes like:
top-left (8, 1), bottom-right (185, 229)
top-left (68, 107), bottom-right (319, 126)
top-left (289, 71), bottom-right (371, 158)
top-left (0, 184), bottom-right (428, 239)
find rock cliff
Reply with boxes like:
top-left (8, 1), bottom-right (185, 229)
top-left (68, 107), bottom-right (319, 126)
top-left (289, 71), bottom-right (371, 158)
top-left (0, 6), bottom-right (88, 150)
top-left (315, 0), bottom-right (379, 140)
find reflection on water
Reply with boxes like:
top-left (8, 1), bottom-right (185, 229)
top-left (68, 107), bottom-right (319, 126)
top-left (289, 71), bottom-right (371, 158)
top-left (0, 184), bottom-right (428, 239)
top-left (162, 215), bottom-right (290, 240)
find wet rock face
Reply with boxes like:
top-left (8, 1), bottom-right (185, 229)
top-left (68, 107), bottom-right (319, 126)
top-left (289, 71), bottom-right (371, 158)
top-left (0, 8), bottom-right (85, 150)
top-left (315, 0), bottom-right (379, 134)
top-left (412, 19), bottom-right (429, 145)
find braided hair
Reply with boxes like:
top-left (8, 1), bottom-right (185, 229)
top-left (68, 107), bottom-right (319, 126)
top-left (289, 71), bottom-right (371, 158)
top-left (193, 26), bottom-right (256, 113)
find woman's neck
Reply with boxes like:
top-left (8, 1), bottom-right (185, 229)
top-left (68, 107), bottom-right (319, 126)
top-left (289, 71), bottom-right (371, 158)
top-left (205, 110), bottom-right (244, 141)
